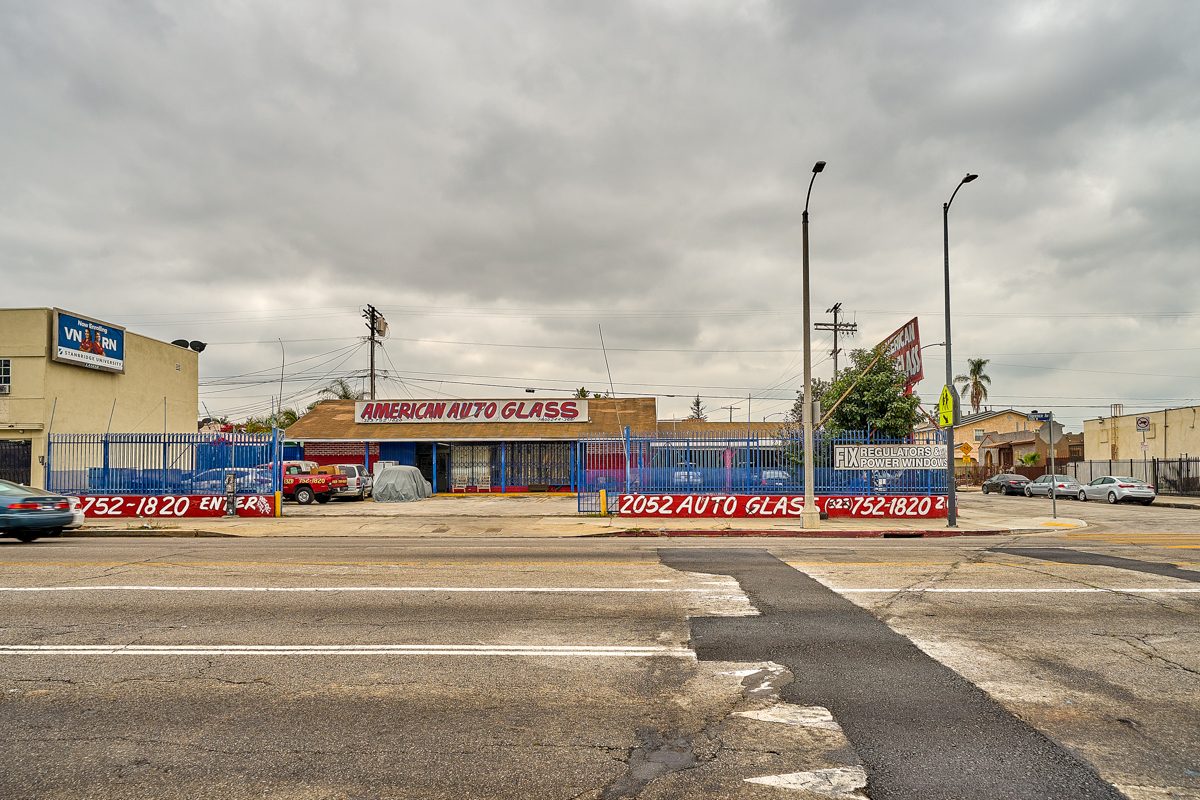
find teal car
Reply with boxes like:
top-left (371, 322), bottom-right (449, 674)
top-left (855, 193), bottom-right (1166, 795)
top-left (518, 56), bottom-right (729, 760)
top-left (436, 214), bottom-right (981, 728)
top-left (0, 479), bottom-right (73, 543)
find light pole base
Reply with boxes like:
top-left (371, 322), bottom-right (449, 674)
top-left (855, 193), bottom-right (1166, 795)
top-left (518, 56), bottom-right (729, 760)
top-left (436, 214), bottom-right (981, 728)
top-left (801, 509), bottom-right (822, 530)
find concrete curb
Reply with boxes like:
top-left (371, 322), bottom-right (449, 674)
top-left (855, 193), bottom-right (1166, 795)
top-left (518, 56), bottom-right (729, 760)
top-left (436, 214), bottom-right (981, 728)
top-left (62, 529), bottom-right (235, 538)
top-left (596, 528), bottom-right (1017, 538)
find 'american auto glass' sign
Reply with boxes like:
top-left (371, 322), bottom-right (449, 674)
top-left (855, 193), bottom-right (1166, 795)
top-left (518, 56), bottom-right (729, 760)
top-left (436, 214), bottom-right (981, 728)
top-left (52, 309), bottom-right (125, 373)
top-left (355, 399), bottom-right (586, 423)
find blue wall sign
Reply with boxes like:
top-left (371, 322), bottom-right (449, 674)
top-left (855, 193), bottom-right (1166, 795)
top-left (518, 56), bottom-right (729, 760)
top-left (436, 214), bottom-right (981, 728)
top-left (52, 309), bottom-right (125, 373)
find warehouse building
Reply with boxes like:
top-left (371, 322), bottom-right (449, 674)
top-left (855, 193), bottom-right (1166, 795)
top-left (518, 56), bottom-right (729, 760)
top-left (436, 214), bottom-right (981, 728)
top-left (0, 308), bottom-right (199, 488)
top-left (284, 397), bottom-right (785, 492)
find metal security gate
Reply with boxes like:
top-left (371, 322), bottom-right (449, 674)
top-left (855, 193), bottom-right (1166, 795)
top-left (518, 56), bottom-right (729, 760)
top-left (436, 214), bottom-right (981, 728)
top-left (450, 445), bottom-right (492, 491)
top-left (0, 439), bottom-right (32, 485)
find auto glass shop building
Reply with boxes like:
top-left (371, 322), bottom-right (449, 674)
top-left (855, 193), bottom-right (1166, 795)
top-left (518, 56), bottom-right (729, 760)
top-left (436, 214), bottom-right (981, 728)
top-left (283, 397), bottom-right (665, 492)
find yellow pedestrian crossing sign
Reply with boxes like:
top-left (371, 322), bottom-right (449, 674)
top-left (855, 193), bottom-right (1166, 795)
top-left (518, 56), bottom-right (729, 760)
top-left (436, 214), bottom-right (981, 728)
top-left (938, 385), bottom-right (958, 427)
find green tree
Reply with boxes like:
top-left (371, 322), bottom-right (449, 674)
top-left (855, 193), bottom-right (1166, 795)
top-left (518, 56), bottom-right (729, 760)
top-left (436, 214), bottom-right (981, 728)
top-left (955, 358), bottom-right (992, 415)
top-left (1019, 452), bottom-right (1041, 467)
top-left (821, 345), bottom-right (920, 438)
top-left (687, 394), bottom-right (706, 421)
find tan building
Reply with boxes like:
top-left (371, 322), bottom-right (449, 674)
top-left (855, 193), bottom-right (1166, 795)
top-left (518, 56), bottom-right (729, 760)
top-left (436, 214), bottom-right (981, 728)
top-left (0, 308), bottom-right (198, 488)
top-left (915, 408), bottom-right (1039, 465)
top-left (1083, 406), bottom-right (1200, 461)
top-left (979, 429), bottom-right (1082, 471)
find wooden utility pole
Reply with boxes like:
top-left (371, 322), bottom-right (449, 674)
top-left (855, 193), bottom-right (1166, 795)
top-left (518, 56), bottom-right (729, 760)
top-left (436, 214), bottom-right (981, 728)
top-left (363, 305), bottom-right (387, 400)
top-left (814, 302), bottom-right (857, 376)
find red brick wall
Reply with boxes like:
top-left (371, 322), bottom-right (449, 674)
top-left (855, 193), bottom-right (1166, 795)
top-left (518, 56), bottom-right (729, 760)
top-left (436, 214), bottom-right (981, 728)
top-left (304, 441), bottom-right (378, 469)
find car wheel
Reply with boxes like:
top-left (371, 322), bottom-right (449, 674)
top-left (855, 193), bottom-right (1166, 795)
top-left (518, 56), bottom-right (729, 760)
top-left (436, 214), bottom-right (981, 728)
top-left (1024, 486), bottom-right (1033, 497)
top-left (294, 486), bottom-right (315, 505)
top-left (14, 531), bottom-right (39, 543)
top-left (355, 488), bottom-right (366, 501)
top-left (981, 485), bottom-right (989, 494)
top-left (1077, 490), bottom-right (1087, 502)
top-left (1107, 491), bottom-right (1119, 504)
top-left (1140, 499), bottom-right (1154, 506)
top-left (315, 493), bottom-right (331, 504)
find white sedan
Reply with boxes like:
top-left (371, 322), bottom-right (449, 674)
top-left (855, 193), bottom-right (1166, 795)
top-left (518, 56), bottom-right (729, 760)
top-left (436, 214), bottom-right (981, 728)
top-left (1024, 474), bottom-right (1082, 499)
top-left (1077, 476), bottom-right (1156, 505)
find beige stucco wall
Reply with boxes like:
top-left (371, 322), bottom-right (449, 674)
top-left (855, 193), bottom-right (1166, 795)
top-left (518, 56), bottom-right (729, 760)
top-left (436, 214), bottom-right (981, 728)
top-left (0, 308), bottom-right (199, 488)
top-left (1084, 407), bottom-right (1200, 461)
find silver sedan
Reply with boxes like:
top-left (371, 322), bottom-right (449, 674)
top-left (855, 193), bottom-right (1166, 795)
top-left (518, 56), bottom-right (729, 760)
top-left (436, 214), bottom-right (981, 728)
top-left (1077, 476), bottom-right (1156, 505)
top-left (1024, 474), bottom-right (1083, 499)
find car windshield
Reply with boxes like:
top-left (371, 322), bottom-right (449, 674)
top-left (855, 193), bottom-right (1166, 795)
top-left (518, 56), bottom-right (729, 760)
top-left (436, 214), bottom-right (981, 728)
top-left (0, 479), bottom-right (35, 496)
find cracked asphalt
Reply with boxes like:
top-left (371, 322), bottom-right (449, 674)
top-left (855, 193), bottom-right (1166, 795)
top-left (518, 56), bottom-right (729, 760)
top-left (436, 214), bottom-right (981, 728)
top-left (1, 498), bottom-right (1198, 799)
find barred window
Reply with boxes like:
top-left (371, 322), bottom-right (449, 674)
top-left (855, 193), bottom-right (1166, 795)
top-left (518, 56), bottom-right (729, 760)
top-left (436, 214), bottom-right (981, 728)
top-left (0, 359), bottom-right (9, 386)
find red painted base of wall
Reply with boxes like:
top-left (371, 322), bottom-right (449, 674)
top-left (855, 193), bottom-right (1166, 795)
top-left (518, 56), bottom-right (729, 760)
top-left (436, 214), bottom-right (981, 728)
top-left (73, 495), bottom-right (275, 518)
top-left (615, 493), bottom-right (949, 519)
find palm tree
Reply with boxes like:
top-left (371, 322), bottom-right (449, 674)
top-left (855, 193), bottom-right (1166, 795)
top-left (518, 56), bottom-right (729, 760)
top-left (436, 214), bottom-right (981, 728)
top-left (319, 377), bottom-right (364, 401)
top-left (955, 358), bottom-right (991, 415)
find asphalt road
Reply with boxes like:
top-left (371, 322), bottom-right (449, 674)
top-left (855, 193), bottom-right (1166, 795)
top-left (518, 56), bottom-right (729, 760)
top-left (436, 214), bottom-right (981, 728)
top-left (1, 503), bottom-right (1198, 799)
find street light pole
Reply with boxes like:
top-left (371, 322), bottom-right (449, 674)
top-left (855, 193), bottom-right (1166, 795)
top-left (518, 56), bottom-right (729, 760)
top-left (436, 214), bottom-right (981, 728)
top-left (802, 160), bottom-right (826, 530)
top-left (942, 173), bottom-right (977, 528)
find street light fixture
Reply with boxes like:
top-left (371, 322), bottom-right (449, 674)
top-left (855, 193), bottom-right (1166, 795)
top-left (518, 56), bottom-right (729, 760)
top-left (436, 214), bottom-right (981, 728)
top-left (802, 160), bottom-right (826, 530)
top-left (943, 173), bottom-right (977, 527)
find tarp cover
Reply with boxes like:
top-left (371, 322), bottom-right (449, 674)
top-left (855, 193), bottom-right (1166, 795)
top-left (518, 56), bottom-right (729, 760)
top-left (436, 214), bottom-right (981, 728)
top-left (373, 465), bottom-right (433, 503)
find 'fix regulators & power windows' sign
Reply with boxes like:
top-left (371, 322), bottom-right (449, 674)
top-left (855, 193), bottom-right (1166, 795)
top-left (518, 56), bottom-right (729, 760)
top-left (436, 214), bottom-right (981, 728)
top-left (355, 399), bottom-right (587, 423)
top-left (834, 444), bottom-right (947, 470)
top-left (52, 309), bottom-right (125, 373)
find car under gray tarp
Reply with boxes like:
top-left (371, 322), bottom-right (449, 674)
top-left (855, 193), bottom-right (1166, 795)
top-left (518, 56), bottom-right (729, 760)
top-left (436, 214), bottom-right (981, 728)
top-left (372, 465), bottom-right (433, 503)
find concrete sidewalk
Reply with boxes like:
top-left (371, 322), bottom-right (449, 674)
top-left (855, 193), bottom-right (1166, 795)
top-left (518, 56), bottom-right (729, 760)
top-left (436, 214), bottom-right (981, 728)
top-left (67, 493), bottom-right (1085, 538)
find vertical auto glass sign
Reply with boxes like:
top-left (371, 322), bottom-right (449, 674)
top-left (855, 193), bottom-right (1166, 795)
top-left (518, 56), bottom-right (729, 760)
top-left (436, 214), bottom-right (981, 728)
top-left (879, 317), bottom-right (923, 395)
top-left (52, 309), bottom-right (125, 373)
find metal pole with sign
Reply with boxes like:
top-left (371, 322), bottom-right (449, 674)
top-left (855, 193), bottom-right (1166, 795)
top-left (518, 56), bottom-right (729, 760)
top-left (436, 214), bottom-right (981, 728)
top-left (938, 385), bottom-right (959, 525)
top-left (224, 471), bottom-right (238, 518)
top-left (1136, 416), bottom-right (1151, 480)
top-left (1028, 411), bottom-right (1055, 518)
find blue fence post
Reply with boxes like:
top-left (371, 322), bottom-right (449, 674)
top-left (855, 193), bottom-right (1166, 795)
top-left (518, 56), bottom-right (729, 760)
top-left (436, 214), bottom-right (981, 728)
top-left (500, 444), bottom-right (506, 493)
top-left (432, 442), bottom-right (438, 494)
top-left (624, 426), bottom-right (631, 494)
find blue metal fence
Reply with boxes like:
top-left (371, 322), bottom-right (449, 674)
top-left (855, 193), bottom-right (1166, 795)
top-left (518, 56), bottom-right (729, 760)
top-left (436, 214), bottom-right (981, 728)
top-left (576, 428), bottom-right (947, 512)
top-left (46, 432), bottom-right (283, 496)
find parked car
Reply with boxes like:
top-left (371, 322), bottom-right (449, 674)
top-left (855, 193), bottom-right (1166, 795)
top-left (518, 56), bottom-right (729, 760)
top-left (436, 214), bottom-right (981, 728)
top-left (322, 464), bottom-right (373, 500)
top-left (1077, 476), bottom-right (1156, 505)
top-left (189, 468), bottom-right (273, 494)
top-left (672, 467), bottom-right (703, 488)
top-left (758, 469), bottom-right (791, 488)
top-left (0, 479), bottom-right (73, 543)
top-left (981, 473), bottom-right (1031, 495)
top-left (1024, 474), bottom-right (1082, 499)
top-left (67, 496), bottom-right (85, 529)
top-left (278, 462), bottom-right (348, 505)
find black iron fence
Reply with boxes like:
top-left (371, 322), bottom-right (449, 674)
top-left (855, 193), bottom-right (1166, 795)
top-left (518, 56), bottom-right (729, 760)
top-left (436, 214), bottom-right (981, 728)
top-left (1064, 458), bottom-right (1200, 497)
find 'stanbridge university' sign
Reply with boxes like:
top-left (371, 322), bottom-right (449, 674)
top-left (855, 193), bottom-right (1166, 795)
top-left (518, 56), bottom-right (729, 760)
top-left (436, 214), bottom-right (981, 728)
top-left (355, 399), bottom-right (586, 424)
top-left (52, 309), bottom-right (125, 374)
top-left (834, 444), bottom-right (947, 470)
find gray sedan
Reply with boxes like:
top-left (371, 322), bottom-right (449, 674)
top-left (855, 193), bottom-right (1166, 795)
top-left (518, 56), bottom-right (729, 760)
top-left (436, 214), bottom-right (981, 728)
top-left (1077, 476), bottom-right (1156, 505)
top-left (1024, 474), bottom-right (1082, 499)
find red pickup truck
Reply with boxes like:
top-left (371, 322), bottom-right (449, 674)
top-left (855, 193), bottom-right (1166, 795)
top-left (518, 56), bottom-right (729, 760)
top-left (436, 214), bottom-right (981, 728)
top-left (280, 461), bottom-right (348, 505)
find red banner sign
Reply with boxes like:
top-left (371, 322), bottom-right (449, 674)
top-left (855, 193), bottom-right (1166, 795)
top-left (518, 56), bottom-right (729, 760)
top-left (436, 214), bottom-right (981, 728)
top-left (73, 495), bottom-right (275, 518)
top-left (615, 493), bottom-right (948, 519)
top-left (880, 317), bottom-right (923, 395)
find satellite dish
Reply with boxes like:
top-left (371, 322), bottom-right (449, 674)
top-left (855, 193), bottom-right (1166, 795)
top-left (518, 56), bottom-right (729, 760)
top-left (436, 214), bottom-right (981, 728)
top-left (171, 339), bottom-right (189, 348)
top-left (1038, 420), bottom-right (1063, 445)
top-left (189, 341), bottom-right (207, 353)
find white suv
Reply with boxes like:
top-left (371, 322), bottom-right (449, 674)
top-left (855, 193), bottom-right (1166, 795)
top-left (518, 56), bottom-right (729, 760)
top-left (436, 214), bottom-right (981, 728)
top-left (331, 464), bottom-right (373, 500)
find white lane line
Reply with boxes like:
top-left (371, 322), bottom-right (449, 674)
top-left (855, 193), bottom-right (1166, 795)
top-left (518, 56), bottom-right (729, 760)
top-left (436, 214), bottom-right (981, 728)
top-left (828, 588), bottom-right (1200, 593)
top-left (734, 704), bottom-right (842, 731)
top-left (0, 644), bottom-right (694, 657)
top-left (745, 766), bottom-right (867, 797)
top-left (0, 586), bottom-right (709, 593)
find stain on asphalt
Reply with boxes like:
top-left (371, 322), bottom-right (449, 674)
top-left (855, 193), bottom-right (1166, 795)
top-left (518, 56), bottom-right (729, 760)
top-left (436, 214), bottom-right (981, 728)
top-left (601, 727), bottom-right (699, 799)
top-left (660, 547), bottom-right (1125, 800)
top-left (992, 547), bottom-right (1200, 583)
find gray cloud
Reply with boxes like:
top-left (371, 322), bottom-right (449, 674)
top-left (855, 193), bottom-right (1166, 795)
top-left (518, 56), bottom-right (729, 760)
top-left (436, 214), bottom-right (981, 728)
top-left (2, 0), bottom-right (1198, 427)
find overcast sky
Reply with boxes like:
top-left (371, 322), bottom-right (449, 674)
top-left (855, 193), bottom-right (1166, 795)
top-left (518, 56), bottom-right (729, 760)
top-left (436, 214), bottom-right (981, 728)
top-left (3, 0), bottom-right (1198, 431)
